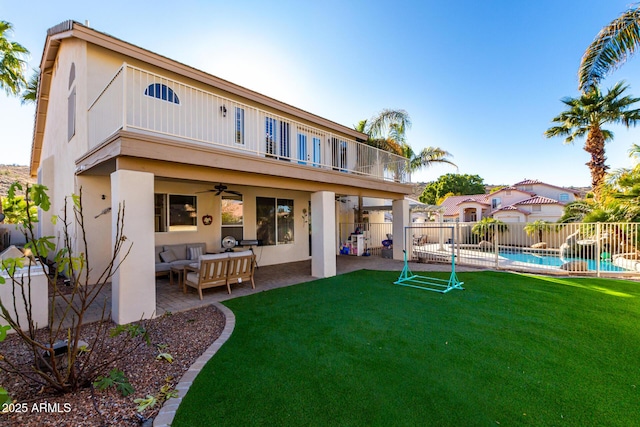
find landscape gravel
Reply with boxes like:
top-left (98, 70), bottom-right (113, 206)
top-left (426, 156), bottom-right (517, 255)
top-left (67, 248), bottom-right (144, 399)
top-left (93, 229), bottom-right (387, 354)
top-left (0, 304), bottom-right (225, 426)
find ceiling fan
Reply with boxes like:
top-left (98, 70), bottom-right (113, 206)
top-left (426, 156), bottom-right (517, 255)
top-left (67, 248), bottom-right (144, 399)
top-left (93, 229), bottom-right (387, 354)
top-left (196, 183), bottom-right (242, 197)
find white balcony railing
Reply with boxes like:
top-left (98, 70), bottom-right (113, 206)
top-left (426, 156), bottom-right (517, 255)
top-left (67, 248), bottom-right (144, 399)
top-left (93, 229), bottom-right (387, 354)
top-left (88, 64), bottom-right (411, 183)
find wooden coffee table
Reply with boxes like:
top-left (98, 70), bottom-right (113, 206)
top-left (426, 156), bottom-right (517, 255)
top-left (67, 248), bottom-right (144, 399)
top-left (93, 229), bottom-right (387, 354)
top-left (169, 266), bottom-right (184, 286)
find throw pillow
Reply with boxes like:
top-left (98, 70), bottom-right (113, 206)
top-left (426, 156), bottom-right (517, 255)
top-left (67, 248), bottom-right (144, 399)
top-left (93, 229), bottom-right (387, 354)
top-left (189, 246), bottom-right (203, 260)
top-left (159, 250), bottom-right (177, 263)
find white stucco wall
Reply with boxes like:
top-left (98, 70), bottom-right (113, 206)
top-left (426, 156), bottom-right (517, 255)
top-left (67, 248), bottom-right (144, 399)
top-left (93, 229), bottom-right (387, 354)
top-left (38, 39), bottom-right (91, 269)
top-left (528, 184), bottom-right (576, 202)
top-left (490, 190), bottom-right (532, 208)
top-left (311, 191), bottom-right (336, 278)
top-left (493, 212), bottom-right (526, 222)
top-left (526, 204), bottom-right (565, 222)
top-left (75, 175), bottom-right (113, 284)
top-left (111, 170), bottom-right (155, 324)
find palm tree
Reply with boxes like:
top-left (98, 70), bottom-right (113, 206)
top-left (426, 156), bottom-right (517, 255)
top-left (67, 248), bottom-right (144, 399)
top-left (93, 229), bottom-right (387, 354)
top-left (578, 5), bottom-right (640, 92)
top-left (21, 69), bottom-right (39, 105)
top-left (544, 81), bottom-right (640, 197)
top-left (358, 109), bottom-right (457, 173)
top-left (600, 143), bottom-right (640, 222)
top-left (524, 220), bottom-right (552, 244)
top-left (0, 21), bottom-right (29, 96)
top-left (471, 217), bottom-right (508, 243)
top-left (360, 109), bottom-right (412, 144)
top-left (557, 200), bottom-right (595, 223)
top-left (402, 144), bottom-right (457, 174)
top-left (354, 109), bottom-right (457, 221)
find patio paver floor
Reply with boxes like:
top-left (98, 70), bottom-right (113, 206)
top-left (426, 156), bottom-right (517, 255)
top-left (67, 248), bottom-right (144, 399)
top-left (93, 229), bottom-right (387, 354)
top-left (52, 256), bottom-right (481, 327)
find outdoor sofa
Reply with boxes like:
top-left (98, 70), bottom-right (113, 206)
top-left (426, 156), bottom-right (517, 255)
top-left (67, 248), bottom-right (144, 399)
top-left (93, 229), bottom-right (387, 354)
top-left (155, 243), bottom-right (207, 277)
top-left (183, 250), bottom-right (256, 299)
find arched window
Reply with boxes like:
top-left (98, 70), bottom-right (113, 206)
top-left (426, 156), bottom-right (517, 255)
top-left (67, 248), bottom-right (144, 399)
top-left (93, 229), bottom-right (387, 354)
top-left (144, 83), bottom-right (180, 104)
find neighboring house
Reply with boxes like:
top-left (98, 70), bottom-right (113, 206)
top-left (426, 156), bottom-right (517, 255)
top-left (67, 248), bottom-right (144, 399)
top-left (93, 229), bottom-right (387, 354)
top-left (439, 179), bottom-right (580, 223)
top-left (511, 179), bottom-right (579, 203)
top-left (30, 21), bottom-right (413, 324)
top-left (439, 194), bottom-right (489, 222)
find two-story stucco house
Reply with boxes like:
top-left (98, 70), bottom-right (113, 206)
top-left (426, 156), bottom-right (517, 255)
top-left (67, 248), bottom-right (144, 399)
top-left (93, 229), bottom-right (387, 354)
top-left (30, 21), bottom-right (413, 324)
top-left (439, 179), bottom-right (580, 223)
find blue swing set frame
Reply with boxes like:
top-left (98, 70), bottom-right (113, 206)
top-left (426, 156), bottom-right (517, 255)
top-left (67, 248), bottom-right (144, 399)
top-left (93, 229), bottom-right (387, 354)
top-left (394, 226), bottom-right (464, 293)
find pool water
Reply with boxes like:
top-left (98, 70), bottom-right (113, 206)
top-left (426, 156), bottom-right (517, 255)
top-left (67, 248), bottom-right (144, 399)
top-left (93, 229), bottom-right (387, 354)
top-left (499, 251), bottom-right (627, 272)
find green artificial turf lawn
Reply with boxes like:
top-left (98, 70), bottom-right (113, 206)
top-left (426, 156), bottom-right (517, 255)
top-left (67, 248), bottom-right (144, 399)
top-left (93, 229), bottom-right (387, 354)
top-left (172, 270), bottom-right (640, 426)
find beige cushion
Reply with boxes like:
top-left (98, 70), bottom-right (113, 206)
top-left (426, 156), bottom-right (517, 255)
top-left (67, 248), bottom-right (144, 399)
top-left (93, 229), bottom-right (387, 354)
top-left (159, 250), bottom-right (177, 263)
top-left (164, 244), bottom-right (187, 260)
top-left (154, 246), bottom-right (164, 263)
top-left (186, 243), bottom-right (206, 259)
top-left (189, 246), bottom-right (203, 260)
top-left (191, 253), bottom-right (229, 270)
top-left (185, 272), bottom-right (199, 283)
top-left (200, 253), bottom-right (229, 261)
top-left (228, 250), bottom-right (253, 258)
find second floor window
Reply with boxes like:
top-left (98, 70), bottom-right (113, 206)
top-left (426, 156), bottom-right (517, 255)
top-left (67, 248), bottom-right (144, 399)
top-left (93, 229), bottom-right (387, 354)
top-left (298, 133), bottom-right (307, 164)
top-left (331, 138), bottom-right (347, 171)
top-left (265, 117), bottom-right (290, 160)
top-left (144, 83), bottom-right (180, 104)
top-left (280, 121), bottom-right (290, 159)
top-left (312, 137), bottom-right (321, 166)
top-left (235, 107), bottom-right (245, 144)
top-left (265, 117), bottom-right (277, 156)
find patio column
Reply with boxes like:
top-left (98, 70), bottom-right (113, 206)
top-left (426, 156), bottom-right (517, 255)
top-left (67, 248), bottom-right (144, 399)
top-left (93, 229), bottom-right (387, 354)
top-left (392, 199), bottom-right (410, 260)
top-left (476, 207), bottom-right (482, 221)
top-left (311, 191), bottom-right (336, 278)
top-left (110, 170), bottom-right (156, 324)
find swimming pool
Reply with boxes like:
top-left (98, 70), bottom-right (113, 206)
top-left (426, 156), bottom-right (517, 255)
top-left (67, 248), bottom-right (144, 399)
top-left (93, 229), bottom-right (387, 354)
top-left (499, 250), bottom-right (627, 272)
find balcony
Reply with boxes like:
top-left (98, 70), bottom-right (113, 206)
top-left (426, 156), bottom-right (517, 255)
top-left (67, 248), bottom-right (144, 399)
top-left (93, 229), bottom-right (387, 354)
top-left (88, 64), bottom-right (411, 184)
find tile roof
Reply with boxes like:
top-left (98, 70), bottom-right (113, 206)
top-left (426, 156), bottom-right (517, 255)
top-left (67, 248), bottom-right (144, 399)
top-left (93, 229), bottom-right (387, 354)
top-left (492, 205), bottom-right (530, 215)
top-left (514, 196), bottom-right (563, 205)
top-left (491, 186), bottom-right (535, 196)
top-left (512, 179), bottom-right (541, 186)
top-left (439, 194), bottom-right (488, 217)
top-left (512, 179), bottom-right (581, 195)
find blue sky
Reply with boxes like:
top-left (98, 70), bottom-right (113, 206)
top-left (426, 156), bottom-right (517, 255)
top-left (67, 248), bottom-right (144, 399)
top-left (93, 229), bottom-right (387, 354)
top-left (2, 0), bottom-right (640, 187)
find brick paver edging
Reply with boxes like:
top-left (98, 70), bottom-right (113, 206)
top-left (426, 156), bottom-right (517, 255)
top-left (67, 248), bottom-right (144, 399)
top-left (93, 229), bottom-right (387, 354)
top-left (153, 302), bottom-right (236, 427)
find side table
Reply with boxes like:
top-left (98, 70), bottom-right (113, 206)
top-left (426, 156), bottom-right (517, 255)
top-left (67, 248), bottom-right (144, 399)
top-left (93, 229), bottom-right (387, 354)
top-left (169, 266), bottom-right (184, 287)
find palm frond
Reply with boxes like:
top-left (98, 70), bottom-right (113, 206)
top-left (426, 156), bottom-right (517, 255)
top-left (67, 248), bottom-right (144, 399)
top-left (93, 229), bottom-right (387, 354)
top-left (0, 20), bottom-right (29, 96)
top-left (21, 68), bottom-right (38, 105)
top-left (558, 200), bottom-right (594, 223)
top-left (579, 6), bottom-right (640, 91)
top-left (354, 119), bottom-right (367, 134)
top-left (365, 109), bottom-right (411, 140)
top-left (409, 147), bottom-right (457, 173)
top-left (628, 143), bottom-right (640, 159)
